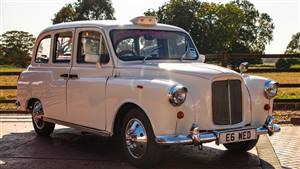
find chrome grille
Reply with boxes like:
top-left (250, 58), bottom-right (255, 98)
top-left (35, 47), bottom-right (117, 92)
top-left (212, 80), bottom-right (242, 125)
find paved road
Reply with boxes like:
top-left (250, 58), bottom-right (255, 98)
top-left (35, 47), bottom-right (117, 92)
top-left (269, 126), bottom-right (300, 169)
top-left (0, 115), bottom-right (265, 169)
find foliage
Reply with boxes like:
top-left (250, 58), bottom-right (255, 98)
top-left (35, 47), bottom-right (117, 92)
top-left (52, 4), bottom-right (76, 24)
top-left (230, 0), bottom-right (274, 54)
top-left (274, 58), bottom-right (300, 70)
top-left (286, 58), bottom-right (300, 65)
top-left (285, 32), bottom-right (300, 54)
top-left (275, 58), bottom-right (290, 70)
top-left (145, 0), bottom-right (274, 64)
top-left (0, 31), bottom-right (36, 67)
top-left (52, 0), bottom-right (115, 24)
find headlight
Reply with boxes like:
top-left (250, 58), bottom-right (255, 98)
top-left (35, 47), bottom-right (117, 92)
top-left (168, 85), bottom-right (188, 106)
top-left (264, 80), bottom-right (279, 99)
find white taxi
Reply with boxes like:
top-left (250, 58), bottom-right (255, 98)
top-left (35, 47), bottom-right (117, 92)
top-left (17, 16), bottom-right (280, 167)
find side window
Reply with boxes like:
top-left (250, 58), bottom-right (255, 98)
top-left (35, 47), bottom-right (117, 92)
top-left (35, 36), bottom-right (51, 63)
top-left (77, 31), bottom-right (109, 64)
top-left (53, 32), bottom-right (73, 63)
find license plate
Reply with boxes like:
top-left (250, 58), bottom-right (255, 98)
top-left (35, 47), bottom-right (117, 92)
top-left (219, 129), bottom-right (256, 144)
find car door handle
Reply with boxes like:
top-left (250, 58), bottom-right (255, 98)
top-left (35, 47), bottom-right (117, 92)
top-left (60, 74), bottom-right (69, 79)
top-left (69, 74), bottom-right (79, 79)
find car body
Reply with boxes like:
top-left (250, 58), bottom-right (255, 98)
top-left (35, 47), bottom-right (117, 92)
top-left (17, 16), bottom-right (280, 167)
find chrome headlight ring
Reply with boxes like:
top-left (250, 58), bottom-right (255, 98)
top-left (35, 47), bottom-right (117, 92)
top-left (264, 80), bottom-right (279, 99)
top-left (168, 85), bottom-right (188, 106)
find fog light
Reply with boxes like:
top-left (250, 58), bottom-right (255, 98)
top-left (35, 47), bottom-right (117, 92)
top-left (264, 104), bottom-right (270, 111)
top-left (177, 111), bottom-right (184, 119)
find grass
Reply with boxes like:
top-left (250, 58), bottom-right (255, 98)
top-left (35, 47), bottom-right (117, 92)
top-left (0, 103), bottom-right (16, 110)
top-left (248, 72), bottom-right (300, 99)
top-left (0, 90), bottom-right (16, 100)
top-left (0, 65), bottom-right (25, 72)
top-left (248, 72), bottom-right (300, 84)
top-left (0, 76), bottom-right (18, 86)
top-left (290, 64), bottom-right (300, 69)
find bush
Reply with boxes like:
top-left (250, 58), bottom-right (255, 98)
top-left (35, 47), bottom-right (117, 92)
top-left (275, 58), bottom-right (290, 70)
top-left (286, 58), bottom-right (300, 65)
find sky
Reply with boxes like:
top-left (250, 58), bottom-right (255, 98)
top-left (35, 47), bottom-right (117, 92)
top-left (0, 0), bottom-right (299, 54)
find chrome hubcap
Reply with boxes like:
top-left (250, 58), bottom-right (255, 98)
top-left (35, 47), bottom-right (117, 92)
top-left (125, 118), bottom-right (147, 159)
top-left (32, 101), bottom-right (44, 129)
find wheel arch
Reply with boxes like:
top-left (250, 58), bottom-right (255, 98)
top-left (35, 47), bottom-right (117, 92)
top-left (26, 98), bottom-right (40, 111)
top-left (112, 102), bottom-right (151, 137)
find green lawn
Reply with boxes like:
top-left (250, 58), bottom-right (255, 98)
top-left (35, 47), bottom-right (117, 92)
top-left (0, 65), bottom-right (25, 72)
top-left (248, 72), bottom-right (300, 99)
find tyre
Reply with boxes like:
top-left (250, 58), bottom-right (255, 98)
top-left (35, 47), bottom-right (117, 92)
top-left (121, 107), bottom-right (162, 168)
top-left (223, 137), bottom-right (259, 152)
top-left (31, 101), bottom-right (55, 136)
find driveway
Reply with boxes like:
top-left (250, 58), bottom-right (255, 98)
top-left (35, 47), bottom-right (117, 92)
top-left (0, 114), bottom-right (272, 169)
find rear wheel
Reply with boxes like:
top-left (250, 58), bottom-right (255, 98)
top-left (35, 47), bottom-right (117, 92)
top-left (31, 101), bottom-right (55, 136)
top-left (223, 137), bottom-right (259, 152)
top-left (121, 108), bottom-right (162, 168)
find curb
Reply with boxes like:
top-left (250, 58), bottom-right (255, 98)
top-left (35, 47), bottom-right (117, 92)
top-left (256, 135), bottom-right (282, 169)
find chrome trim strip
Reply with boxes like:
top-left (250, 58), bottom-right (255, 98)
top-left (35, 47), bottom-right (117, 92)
top-left (228, 81), bottom-right (232, 124)
top-left (44, 117), bottom-right (111, 137)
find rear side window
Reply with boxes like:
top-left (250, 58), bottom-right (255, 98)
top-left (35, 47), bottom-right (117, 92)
top-left (53, 32), bottom-right (73, 63)
top-left (35, 36), bottom-right (51, 63)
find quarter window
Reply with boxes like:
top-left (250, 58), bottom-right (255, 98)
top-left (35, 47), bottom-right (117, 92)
top-left (35, 36), bottom-right (51, 63)
top-left (53, 32), bottom-right (73, 63)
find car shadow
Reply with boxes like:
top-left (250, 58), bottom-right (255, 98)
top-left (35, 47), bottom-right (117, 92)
top-left (0, 127), bottom-right (275, 169)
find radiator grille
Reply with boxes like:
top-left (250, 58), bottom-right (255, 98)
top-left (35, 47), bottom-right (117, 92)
top-left (212, 80), bottom-right (242, 125)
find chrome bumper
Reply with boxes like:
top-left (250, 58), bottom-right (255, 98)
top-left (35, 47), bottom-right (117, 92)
top-left (156, 116), bottom-right (280, 145)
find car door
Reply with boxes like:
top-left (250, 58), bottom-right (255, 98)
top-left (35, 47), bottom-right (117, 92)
top-left (66, 28), bottom-right (113, 130)
top-left (43, 29), bottom-right (74, 121)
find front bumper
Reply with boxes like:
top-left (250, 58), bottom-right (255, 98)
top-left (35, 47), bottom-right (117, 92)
top-left (156, 116), bottom-right (280, 145)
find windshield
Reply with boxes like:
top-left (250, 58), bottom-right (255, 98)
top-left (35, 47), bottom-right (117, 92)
top-left (110, 30), bottom-right (198, 61)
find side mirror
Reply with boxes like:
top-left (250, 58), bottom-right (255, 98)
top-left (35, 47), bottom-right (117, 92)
top-left (239, 62), bottom-right (249, 74)
top-left (198, 54), bottom-right (206, 63)
top-left (84, 54), bottom-right (100, 63)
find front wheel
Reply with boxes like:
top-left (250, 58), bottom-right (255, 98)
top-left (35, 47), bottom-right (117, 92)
top-left (223, 137), bottom-right (259, 152)
top-left (121, 108), bottom-right (162, 168)
top-left (32, 101), bottom-right (55, 136)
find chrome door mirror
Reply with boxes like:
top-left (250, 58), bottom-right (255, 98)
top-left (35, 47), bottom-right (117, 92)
top-left (239, 62), bottom-right (249, 74)
top-left (198, 54), bottom-right (206, 63)
top-left (84, 54), bottom-right (100, 63)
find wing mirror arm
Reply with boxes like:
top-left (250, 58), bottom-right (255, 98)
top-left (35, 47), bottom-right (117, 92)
top-left (239, 62), bottom-right (249, 74)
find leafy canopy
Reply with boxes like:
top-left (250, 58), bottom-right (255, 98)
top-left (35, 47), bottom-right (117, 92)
top-left (285, 32), bottom-right (300, 54)
top-left (52, 0), bottom-right (115, 24)
top-left (0, 31), bottom-right (36, 67)
top-left (145, 0), bottom-right (274, 54)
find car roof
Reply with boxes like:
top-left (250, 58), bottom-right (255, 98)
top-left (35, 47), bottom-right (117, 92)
top-left (40, 20), bottom-right (187, 34)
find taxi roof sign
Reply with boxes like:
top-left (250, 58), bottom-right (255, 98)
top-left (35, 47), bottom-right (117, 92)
top-left (130, 16), bottom-right (158, 26)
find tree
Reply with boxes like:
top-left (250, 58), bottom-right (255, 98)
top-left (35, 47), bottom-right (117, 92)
top-left (285, 32), bottom-right (300, 54)
top-left (52, 4), bottom-right (76, 24)
top-left (52, 0), bottom-right (115, 24)
top-left (145, 0), bottom-right (274, 56)
top-left (0, 31), bottom-right (36, 67)
top-left (230, 0), bottom-right (274, 54)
